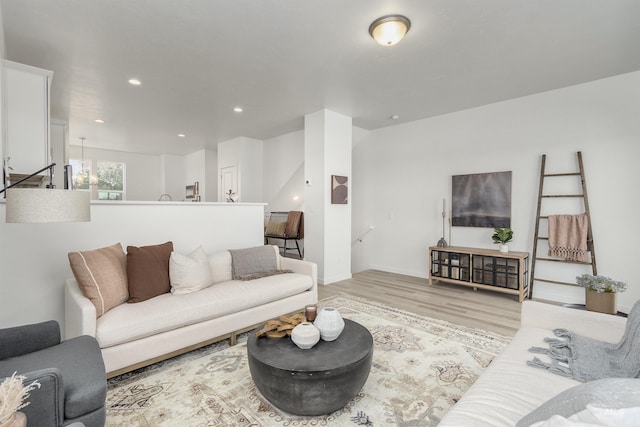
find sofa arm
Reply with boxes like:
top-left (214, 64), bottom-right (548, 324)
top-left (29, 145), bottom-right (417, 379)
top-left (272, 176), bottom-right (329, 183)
top-left (280, 257), bottom-right (318, 298)
top-left (21, 368), bottom-right (65, 427)
top-left (0, 321), bottom-right (61, 360)
top-left (521, 300), bottom-right (627, 343)
top-left (64, 278), bottom-right (97, 340)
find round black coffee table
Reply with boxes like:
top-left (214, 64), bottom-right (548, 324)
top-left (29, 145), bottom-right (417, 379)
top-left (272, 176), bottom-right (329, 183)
top-left (247, 318), bottom-right (373, 416)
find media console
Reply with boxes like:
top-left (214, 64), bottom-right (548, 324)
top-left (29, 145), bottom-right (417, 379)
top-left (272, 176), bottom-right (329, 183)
top-left (429, 246), bottom-right (530, 302)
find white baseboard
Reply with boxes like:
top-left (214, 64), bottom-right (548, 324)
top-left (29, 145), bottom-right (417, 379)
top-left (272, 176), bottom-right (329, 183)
top-left (366, 264), bottom-right (428, 280)
top-left (319, 272), bottom-right (353, 286)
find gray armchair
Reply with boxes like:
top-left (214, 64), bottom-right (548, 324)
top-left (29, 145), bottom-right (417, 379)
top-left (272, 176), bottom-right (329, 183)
top-left (0, 321), bottom-right (106, 427)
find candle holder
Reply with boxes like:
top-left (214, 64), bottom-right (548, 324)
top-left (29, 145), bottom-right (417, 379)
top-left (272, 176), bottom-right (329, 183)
top-left (305, 304), bottom-right (317, 322)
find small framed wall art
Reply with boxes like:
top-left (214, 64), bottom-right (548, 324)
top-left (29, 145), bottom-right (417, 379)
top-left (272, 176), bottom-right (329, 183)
top-left (331, 175), bottom-right (348, 204)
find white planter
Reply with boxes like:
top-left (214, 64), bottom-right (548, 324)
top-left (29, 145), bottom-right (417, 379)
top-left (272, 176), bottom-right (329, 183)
top-left (499, 244), bottom-right (509, 253)
top-left (314, 307), bottom-right (345, 341)
top-left (291, 322), bottom-right (321, 349)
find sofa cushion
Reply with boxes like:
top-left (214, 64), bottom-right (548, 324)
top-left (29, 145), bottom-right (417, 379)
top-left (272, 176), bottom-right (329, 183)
top-left (127, 241), bottom-right (173, 303)
top-left (170, 246), bottom-right (213, 295)
top-left (96, 272), bottom-right (314, 348)
top-left (229, 245), bottom-right (278, 279)
top-left (68, 243), bottom-right (128, 317)
top-left (517, 378), bottom-right (640, 427)
top-left (438, 326), bottom-right (581, 426)
top-left (208, 250), bottom-right (233, 284)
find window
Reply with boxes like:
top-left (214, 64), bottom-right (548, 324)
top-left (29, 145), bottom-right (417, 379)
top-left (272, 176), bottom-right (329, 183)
top-left (96, 161), bottom-right (125, 200)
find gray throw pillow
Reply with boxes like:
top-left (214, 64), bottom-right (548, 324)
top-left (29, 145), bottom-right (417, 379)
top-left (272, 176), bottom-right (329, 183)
top-left (517, 378), bottom-right (640, 427)
top-left (229, 246), bottom-right (277, 279)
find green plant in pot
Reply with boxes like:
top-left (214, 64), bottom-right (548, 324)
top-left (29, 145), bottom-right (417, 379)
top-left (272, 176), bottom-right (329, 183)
top-left (576, 274), bottom-right (627, 314)
top-left (492, 227), bottom-right (513, 253)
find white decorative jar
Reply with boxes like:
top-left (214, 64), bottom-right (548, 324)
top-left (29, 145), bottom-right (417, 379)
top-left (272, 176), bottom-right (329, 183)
top-left (291, 322), bottom-right (321, 349)
top-left (314, 307), bottom-right (345, 341)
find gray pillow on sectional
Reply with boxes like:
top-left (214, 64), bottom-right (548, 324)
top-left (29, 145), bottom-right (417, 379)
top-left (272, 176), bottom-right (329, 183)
top-left (517, 378), bottom-right (640, 427)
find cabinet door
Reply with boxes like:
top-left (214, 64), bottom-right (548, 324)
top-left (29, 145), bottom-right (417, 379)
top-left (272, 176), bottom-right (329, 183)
top-left (3, 61), bottom-right (52, 175)
top-left (431, 250), bottom-right (449, 277)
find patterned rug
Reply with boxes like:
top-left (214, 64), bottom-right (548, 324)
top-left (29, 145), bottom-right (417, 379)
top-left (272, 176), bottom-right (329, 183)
top-left (106, 295), bottom-right (511, 426)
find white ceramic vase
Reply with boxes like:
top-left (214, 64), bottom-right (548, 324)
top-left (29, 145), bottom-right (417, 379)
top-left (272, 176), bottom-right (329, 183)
top-left (314, 307), bottom-right (345, 341)
top-left (291, 322), bottom-right (321, 349)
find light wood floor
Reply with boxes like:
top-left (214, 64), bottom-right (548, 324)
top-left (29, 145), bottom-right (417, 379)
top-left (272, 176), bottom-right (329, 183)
top-left (318, 270), bottom-right (522, 336)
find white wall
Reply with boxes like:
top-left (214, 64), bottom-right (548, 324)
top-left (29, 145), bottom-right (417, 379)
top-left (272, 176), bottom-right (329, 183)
top-left (352, 71), bottom-right (640, 312)
top-left (218, 136), bottom-right (263, 203)
top-left (50, 120), bottom-right (68, 189)
top-left (0, 201), bottom-right (266, 332)
top-left (67, 145), bottom-right (164, 201)
top-left (184, 149), bottom-right (206, 201)
top-left (240, 138), bottom-right (263, 202)
top-left (0, 3), bottom-right (4, 169)
top-left (262, 130), bottom-right (305, 213)
top-left (304, 110), bottom-right (352, 284)
top-left (161, 154), bottom-right (186, 201)
top-left (205, 149), bottom-right (218, 203)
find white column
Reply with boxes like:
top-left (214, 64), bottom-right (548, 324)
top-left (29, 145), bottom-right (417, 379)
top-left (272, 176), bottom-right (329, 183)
top-left (304, 109), bottom-right (352, 285)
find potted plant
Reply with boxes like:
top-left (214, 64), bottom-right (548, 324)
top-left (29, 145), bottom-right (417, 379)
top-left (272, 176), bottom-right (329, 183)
top-left (576, 274), bottom-right (627, 314)
top-left (491, 227), bottom-right (513, 253)
top-left (0, 372), bottom-right (40, 427)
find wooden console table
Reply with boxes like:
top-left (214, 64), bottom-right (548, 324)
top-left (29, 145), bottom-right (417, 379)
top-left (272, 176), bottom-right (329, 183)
top-left (429, 246), bottom-right (530, 302)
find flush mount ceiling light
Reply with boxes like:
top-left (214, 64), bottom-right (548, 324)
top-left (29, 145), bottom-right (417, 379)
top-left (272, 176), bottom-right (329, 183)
top-left (369, 15), bottom-right (411, 46)
top-left (233, 106), bottom-right (243, 113)
top-left (128, 78), bottom-right (141, 86)
top-left (94, 119), bottom-right (104, 124)
top-left (178, 133), bottom-right (185, 138)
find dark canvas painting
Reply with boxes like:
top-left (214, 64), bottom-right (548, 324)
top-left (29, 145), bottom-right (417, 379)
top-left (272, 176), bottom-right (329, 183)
top-left (452, 171), bottom-right (511, 228)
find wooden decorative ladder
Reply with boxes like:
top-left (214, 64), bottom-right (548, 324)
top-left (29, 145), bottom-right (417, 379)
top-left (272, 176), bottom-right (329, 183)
top-left (529, 151), bottom-right (597, 299)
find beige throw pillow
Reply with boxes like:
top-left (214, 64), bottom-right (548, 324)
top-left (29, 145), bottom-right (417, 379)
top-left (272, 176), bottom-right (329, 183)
top-left (265, 220), bottom-right (286, 236)
top-left (68, 243), bottom-right (128, 317)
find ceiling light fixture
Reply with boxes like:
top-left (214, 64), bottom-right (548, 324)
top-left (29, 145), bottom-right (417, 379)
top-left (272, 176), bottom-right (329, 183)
top-left (369, 15), bottom-right (411, 46)
top-left (128, 78), bottom-right (141, 86)
top-left (178, 133), bottom-right (185, 138)
top-left (95, 119), bottom-right (104, 124)
top-left (390, 114), bottom-right (400, 120)
top-left (233, 106), bottom-right (243, 113)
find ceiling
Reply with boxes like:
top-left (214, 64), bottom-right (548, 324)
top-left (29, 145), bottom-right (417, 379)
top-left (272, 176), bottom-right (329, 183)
top-left (2, 0), bottom-right (640, 156)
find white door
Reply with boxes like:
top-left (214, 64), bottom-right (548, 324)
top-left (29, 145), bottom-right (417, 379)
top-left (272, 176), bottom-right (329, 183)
top-left (219, 165), bottom-right (237, 202)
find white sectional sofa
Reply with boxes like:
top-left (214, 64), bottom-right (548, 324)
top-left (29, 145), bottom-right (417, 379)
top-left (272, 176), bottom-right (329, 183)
top-left (439, 300), bottom-right (628, 426)
top-left (65, 246), bottom-right (317, 377)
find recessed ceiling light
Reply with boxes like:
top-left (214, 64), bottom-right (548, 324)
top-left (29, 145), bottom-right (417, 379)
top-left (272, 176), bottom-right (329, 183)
top-left (233, 106), bottom-right (243, 113)
top-left (390, 114), bottom-right (400, 120)
top-left (178, 133), bottom-right (186, 138)
top-left (94, 119), bottom-right (105, 124)
top-left (128, 78), bottom-right (142, 86)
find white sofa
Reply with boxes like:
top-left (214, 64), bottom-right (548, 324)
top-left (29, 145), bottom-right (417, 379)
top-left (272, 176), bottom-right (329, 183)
top-left (65, 248), bottom-right (317, 377)
top-left (439, 300), bottom-right (627, 426)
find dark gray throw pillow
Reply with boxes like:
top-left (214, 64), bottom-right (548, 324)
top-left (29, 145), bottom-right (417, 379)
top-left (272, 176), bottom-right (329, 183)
top-left (516, 378), bottom-right (640, 427)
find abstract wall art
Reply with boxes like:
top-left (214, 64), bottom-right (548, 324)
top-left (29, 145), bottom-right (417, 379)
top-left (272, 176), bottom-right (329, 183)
top-left (331, 175), bottom-right (348, 204)
top-left (452, 171), bottom-right (511, 227)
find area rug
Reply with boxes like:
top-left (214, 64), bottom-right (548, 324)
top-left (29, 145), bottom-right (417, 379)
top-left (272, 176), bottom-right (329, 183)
top-left (106, 295), bottom-right (511, 426)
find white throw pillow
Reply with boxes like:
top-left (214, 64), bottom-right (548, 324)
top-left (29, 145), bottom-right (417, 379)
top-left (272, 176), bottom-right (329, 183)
top-left (169, 246), bottom-right (213, 295)
top-left (208, 250), bottom-right (233, 284)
